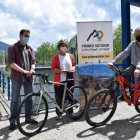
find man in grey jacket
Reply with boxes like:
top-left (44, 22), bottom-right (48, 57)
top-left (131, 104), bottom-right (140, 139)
top-left (108, 27), bottom-right (140, 100)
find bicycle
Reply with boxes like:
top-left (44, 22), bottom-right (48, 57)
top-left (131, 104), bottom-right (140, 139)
top-left (16, 71), bottom-right (87, 136)
top-left (85, 65), bottom-right (140, 127)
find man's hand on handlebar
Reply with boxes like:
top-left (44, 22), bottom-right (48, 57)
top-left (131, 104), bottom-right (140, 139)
top-left (30, 68), bottom-right (35, 74)
top-left (134, 69), bottom-right (140, 77)
top-left (23, 70), bottom-right (33, 77)
top-left (108, 62), bottom-right (114, 69)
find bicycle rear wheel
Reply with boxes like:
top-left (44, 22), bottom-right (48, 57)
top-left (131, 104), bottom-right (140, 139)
top-left (16, 92), bottom-right (48, 136)
top-left (66, 85), bottom-right (87, 120)
top-left (85, 89), bottom-right (117, 127)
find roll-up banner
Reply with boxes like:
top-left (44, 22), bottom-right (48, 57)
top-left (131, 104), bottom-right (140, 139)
top-left (77, 21), bottom-right (114, 99)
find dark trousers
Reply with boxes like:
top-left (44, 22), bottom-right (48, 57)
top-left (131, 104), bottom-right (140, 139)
top-left (121, 65), bottom-right (135, 92)
top-left (54, 80), bottom-right (74, 116)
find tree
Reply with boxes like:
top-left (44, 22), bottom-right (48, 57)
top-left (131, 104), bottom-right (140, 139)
top-left (0, 51), bottom-right (7, 64)
top-left (113, 24), bottom-right (122, 57)
top-left (4, 51), bottom-right (8, 63)
top-left (35, 39), bottom-right (70, 65)
top-left (35, 42), bottom-right (59, 65)
top-left (113, 24), bottom-right (135, 58)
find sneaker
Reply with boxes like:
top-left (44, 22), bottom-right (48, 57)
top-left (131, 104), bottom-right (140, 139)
top-left (70, 112), bottom-right (76, 117)
top-left (118, 95), bottom-right (124, 101)
top-left (9, 123), bottom-right (16, 130)
top-left (25, 119), bottom-right (38, 124)
top-left (55, 115), bottom-right (63, 120)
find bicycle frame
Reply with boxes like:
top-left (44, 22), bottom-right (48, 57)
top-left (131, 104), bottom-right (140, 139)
top-left (108, 65), bottom-right (140, 105)
top-left (116, 75), bottom-right (140, 104)
top-left (35, 77), bottom-right (79, 113)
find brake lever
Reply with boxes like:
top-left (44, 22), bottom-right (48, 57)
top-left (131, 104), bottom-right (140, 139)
top-left (22, 73), bottom-right (32, 83)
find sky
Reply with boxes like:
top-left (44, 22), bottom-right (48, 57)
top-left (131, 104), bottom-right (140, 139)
top-left (0, 0), bottom-right (140, 51)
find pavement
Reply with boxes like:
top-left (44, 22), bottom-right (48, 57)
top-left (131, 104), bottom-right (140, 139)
top-left (1, 91), bottom-right (140, 140)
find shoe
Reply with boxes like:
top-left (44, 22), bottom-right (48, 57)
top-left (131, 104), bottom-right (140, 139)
top-left (9, 123), bottom-right (16, 130)
top-left (118, 95), bottom-right (124, 101)
top-left (55, 115), bottom-right (63, 120)
top-left (25, 119), bottom-right (38, 124)
top-left (70, 112), bottom-right (76, 117)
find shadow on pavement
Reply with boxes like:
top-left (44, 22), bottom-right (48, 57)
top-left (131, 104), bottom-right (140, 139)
top-left (0, 125), bottom-right (10, 140)
top-left (77, 114), bottom-right (140, 140)
top-left (40, 113), bottom-right (85, 133)
top-left (0, 113), bottom-right (85, 140)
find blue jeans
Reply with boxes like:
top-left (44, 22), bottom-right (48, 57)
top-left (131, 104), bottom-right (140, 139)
top-left (9, 78), bottom-right (32, 123)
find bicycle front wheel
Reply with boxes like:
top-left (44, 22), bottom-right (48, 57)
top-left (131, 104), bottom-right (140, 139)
top-left (66, 85), bottom-right (87, 120)
top-left (16, 92), bottom-right (48, 136)
top-left (85, 89), bottom-right (117, 127)
top-left (135, 97), bottom-right (140, 113)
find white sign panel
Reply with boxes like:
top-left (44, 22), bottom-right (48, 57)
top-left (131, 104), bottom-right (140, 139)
top-left (77, 21), bottom-right (114, 96)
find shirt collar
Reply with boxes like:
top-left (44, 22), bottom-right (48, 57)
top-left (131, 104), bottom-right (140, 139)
top-left (18, 41), bottom-right (29, 49)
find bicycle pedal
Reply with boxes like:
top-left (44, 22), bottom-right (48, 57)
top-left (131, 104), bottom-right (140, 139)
top-left (128, 103), bottom-right (131, 106)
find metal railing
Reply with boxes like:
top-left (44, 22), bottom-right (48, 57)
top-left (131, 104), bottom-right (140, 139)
top-left (0, 69), bottom-right (11, 100)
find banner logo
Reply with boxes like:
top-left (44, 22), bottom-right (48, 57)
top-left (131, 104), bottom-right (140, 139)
top-left (87, 29), bottom-right (103, 41)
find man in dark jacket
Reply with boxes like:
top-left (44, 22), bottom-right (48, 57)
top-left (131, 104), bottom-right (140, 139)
top-left (8, 29), bottom-right (37, 130)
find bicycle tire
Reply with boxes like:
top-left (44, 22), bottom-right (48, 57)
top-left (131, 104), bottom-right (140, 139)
top-left (16, 92), bottom-right (48, 136)
top-left (66, 85), bottom-right (87, 120)
top-left (85, 89), bottom-right (117, 127)
top-left (135, 105), bottom-right (140, 113)
top-left (135, 100), bottom-right (140, 113)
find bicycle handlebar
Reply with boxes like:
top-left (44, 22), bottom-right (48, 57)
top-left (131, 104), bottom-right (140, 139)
top-left (23, 70), bottom-right (75, 84)
top-left (22, 73), bottom-right (52, 84)
top-left (110, 65), bottom-right (121, 74)
top-left (110, 65), bottom-right (134, 75)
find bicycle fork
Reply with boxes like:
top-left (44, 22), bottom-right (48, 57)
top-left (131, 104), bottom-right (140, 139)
top-left (99, 89), bottom-right (114, 111)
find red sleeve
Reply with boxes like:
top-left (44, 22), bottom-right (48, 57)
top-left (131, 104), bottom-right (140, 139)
top-left (69, 53), bottom-right (75, 66)
top-left (8, 45), bottom-right (16, 66)
top-left (51, 54), bottom-right (58, 72)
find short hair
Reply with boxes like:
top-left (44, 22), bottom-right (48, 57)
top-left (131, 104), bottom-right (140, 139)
top-left (134, 27), bottom-right (140, 35)
top-left (57, 40), bottom-right (68, 50)
top-left (20, 29), bottom-right (30, 35)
